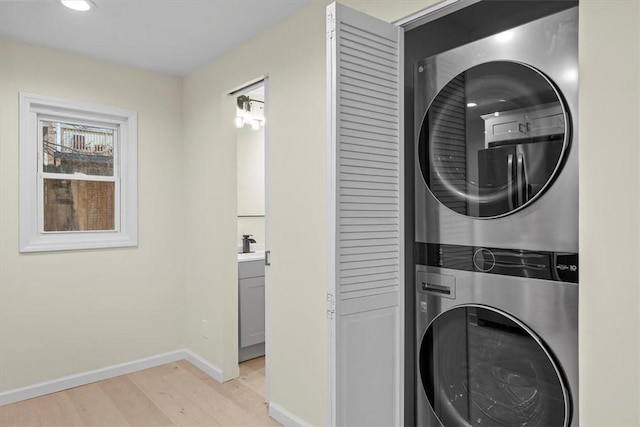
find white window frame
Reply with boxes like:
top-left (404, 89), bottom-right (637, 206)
top-left (19, 93), bottom-right (138, 252)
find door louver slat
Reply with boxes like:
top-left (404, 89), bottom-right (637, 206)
top-left (341, 92), bottom-right (399, 113)
top-left (336, 11), bottom-right (399, 296)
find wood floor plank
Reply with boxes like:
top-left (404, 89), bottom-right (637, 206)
top-left (67, 383), bottom-right (131, 426)
top-left (0, 357), bottom-right (278, 427)
top-left (35, 391), bottom-right (85, 427)
top-left (0, 399), bottom-right (43, 427)
top-left (99, 375), bottom-right (174, 427)
top-left (128, 365), bottom-right (221, 426)
top-left (155, 362), bottom-right (266, 426)
top-left (177, 360), bottom-right (279, 426)
top-left (238, 367), bottom-right (267, 397)
top-left (237, 357), bottom-right (267, 396)
top-left (240, 357), bottom-right (265, 374)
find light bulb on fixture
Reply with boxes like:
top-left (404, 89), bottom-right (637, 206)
top-left (235, 94), bottom-right (264, 131)
top-left (60, 0), bottom-right (96, 11)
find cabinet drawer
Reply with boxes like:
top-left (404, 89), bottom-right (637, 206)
top-left (238, 259), bottom-right (265, 279)
top-left (239, 276), bottom-right (265, 348)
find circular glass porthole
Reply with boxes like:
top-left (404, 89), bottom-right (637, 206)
top-left (419, 305), bottom-right (570, 426)
top-left (417, 61), bottom-right (570, 218)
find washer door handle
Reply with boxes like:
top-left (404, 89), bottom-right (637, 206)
top-left (417, 272), bottom-right (457, 299)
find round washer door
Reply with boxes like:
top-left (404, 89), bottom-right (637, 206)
top-left (417, 61), bottom-right (571, 218)
top-left (419, 305), bottom-right (570, 426)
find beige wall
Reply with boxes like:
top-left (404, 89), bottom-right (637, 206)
top-left (237, 125), bottom-right (265, 217)
top-left (183, 0), bottom-right (640, 425)
top-left (182, 1), bottom-right (434, 425)
top-left (237, 124), bottom-right (265, 245)
top-left (0, 40), bottom-right (185, 392)
top-left (579, 1), bottom-right (640, 425)
top-left (1, 0), bottom-right (639, 425)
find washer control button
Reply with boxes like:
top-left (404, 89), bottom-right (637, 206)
top-left (473, 248), bottom-right (496, 272)
top-left (420, 301), bottom-right (428, 313)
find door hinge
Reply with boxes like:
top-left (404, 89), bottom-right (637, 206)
top-left (326, 293), bottom-right (335, 319)
top-left (327, 12), bottom-right (335, 39)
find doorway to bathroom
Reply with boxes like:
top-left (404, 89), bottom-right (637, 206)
top-left (234, 79), bottom-right (270, 401)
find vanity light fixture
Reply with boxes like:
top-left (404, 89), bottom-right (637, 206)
top-left (235, 95), bottom-right (265, 131)
top-left (60, 0), bottom-right (96, 11)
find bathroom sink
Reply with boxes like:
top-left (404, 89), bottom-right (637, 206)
top-left (237, 250), bottom-right (265, 263)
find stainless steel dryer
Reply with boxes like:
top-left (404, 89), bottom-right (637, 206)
top-left (414, 7), bottom-right (579, 427)
top-left (414, 7), bottom-right (579, 253)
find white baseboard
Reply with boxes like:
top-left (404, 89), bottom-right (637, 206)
top-left (0, 349), bottom-right (223, 407)
top-left (183, 349), bottom-right (224, 383)
top-left (269, 402), bottom-right (312, 427)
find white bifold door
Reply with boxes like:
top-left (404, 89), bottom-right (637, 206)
top-left (326, 3), bottom-right (403, 426)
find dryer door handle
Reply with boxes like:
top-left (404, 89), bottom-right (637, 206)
top-left (421, 282), bottom-right (452, 295)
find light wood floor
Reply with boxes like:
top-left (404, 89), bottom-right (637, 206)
top-left (0, 357), bottom-right (281, 427)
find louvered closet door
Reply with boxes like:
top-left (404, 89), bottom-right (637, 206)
top-left (326, 3), bottom-right (403, 426)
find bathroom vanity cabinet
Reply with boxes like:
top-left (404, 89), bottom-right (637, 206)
top-left (238, 259), bottom-right (265, 362)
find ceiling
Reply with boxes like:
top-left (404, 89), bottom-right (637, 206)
top-left (0, 0), bottom-right (311, 76)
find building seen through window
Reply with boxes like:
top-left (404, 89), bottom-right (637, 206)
top-left (41, 121), bottom-right (116, 232)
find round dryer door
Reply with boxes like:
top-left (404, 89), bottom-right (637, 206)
top-left (419, 305), bottom-right (570, 426)
top-left (417, 61), bottom-right (570, 218)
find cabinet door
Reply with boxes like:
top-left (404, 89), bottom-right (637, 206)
top-left (526, 104), bottom-right (565, 137)
top-left (484, 104), bottom-right (565, 144)
top-left (327, 3), bottom-right (403, 426)
top-left (483, 112), bottom-right (527, 143)
top-left (239, 259), bottom-right (265, 279)
top-left (239, 276), bottom-right (265, 348)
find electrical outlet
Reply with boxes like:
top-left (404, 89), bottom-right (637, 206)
top-left (201, 320), bottom-right (208, 339)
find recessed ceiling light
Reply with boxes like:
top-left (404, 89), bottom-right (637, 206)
top-left (466, 102), bottom-right (477, 108)
top-left (60, 0), bottom-right (95, 12)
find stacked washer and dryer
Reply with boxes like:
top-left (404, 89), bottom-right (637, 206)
top-left (414, 7), bottom-right (578, 427)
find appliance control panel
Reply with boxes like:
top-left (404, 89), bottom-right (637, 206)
top-left (415, 242), bottom-right (578, 283)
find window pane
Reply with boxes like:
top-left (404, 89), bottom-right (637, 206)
top-left (42, 121), bottom-right (114, 176)
top-left (43, 179), bottom-right (115, 231)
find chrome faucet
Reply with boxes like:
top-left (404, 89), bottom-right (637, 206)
top-left (241, 234), bottom-right (256, 253)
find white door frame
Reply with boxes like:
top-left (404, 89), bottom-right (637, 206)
top-left (231, 76), bottom-right (270, 400)
top-left (263, 76), bottom-right (271, 401)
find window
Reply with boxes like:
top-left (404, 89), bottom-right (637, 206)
top-left (20, 93), bottom-right (137, 252)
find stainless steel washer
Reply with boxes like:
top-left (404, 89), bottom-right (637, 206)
top-left (415, 261), bottom-right (578, 426)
